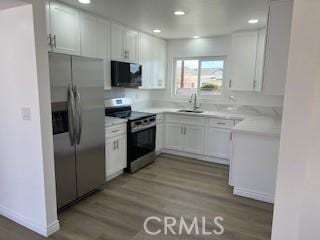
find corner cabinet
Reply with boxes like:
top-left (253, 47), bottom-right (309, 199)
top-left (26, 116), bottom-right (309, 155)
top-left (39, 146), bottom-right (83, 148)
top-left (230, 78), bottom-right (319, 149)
top-left (111, 23), bottom-right (139, 63)
top-left (47, 1), bottom-right (80, 55)
top-left (263, 0), bottom-right (293, 96)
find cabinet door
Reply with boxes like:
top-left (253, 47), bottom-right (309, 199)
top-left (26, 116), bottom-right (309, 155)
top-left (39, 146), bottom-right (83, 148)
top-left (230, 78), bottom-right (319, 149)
top-left (96, 18), bottom-right (111, 90)
top-left (158, 39), bottom-right (167, 89)
top-left (230, 31), bottom-right (258, 91)
top-left (50, 1), bottom-right (80, 55)
top-left (139, 33), bottom-right (153, 88)
top-left (151, 38), bottom-right (160, 88)
top-left (184, 125), bottom-right (204, 154)
top-left (46, 0), bottom-right (51, 51)
top-left (111, 23), bottom-right (125, 61)
top-left (125, 30), bottom-right (139, 63)
top-left (206, 127), bottom-right (231, 160)
top-left (106, 135), bottom-right (127, 177)
top-left (254, 28), bottom-right (266, 92)
top-left (165, 123), bottom-right (184, 151)
top-left (80, 12), bottom-right (97, 58)
top-left (263, 0), bottom-right (293, 96)
top-left (156, 123), bottom-right (164, 152)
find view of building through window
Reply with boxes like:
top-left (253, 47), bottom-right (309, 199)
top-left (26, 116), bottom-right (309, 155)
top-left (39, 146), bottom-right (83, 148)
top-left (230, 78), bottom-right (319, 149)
top-left (175, 58), bottom-right (225, 96)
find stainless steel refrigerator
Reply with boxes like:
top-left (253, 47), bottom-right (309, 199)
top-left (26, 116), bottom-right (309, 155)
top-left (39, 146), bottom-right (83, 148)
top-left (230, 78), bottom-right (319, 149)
top-left (49, 53), bottom-right (105, 210)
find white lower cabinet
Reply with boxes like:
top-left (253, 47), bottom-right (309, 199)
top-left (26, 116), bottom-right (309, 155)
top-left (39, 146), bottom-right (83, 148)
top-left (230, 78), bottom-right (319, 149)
top-left (165, 123), bottom-right (185, 151)
top-left (163, 114), bottom-right (236, 164)
top-left (164, 114), bottom-right (205, 155)
top-left (105, 124), bottom-right (127, 181)
top-left (156, 124), bottom-right (164, 152)
top-left (184, 125), bottom-right (204, 155)
top-left (206, 127), bottom-right (232, 159)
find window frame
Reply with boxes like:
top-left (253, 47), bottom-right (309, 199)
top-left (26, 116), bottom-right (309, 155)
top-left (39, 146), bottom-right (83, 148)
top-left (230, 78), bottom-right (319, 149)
top-left (173, 56), bottom-right (227, 98)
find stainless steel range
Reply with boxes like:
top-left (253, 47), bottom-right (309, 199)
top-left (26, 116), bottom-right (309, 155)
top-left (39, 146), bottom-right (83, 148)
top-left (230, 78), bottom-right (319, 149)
top-left (105, 98), bottom-right (156, 173)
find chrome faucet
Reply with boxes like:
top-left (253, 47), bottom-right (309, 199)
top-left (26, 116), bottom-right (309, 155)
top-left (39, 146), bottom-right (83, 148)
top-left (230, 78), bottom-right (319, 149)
top-left (189, 93), bottom-right (201, 110)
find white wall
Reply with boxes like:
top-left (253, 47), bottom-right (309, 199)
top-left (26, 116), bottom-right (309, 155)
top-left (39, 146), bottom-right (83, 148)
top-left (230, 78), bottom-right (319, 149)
top-left (271, 0), bottom-right (320, 239)
top-left (150, 36), bottom-right (284, 107)
top-left (0, 1), bottom-right (59, 237)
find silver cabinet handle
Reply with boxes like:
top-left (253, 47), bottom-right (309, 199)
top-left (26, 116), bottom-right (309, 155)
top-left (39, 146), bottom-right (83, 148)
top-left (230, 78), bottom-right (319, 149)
top-left (116, 140), bottom-right (119, 149)
top-left (48, 34), bottom-right (52, 48)
top-left (74, 86), bottom-right (82, 145)
top-left (216, 122), bottom-right (226, 125)
top-left (52, 34), bottom-right (57, 48)
top-left (112, 129), bottom-right (120, 133)
top-left (67, 85), bottom-right (76, 146)
top-left (184, 127), bottom-right (186, 135)
top-left (113, 140), bottom-right (115, 150)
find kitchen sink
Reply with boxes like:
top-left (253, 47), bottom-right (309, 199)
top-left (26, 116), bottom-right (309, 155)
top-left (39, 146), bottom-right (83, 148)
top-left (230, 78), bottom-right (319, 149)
top-left (177, 109), bottom-right (204, 114)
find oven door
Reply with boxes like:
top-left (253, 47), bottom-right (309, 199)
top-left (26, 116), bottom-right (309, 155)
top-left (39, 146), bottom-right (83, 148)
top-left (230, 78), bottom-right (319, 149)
top-left (129, 126), bottom-right (156, 162)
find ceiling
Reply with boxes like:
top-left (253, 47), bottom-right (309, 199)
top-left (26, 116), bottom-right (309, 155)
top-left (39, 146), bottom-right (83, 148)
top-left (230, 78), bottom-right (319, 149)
top-left (60, 0), bottom-right (268, 39)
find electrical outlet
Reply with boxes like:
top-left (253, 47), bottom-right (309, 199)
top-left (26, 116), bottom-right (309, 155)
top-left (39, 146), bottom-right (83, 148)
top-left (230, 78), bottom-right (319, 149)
top-left (21, 107), bottom-right (31, 121)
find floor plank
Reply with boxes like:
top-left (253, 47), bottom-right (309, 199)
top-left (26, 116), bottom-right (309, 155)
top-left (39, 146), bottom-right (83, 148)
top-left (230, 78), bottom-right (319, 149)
top-left (0, 154), bottom-right (273, 240)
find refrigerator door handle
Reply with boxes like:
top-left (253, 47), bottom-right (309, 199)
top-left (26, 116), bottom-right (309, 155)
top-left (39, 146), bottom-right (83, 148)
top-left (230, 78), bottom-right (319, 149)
top-left (67, 84), bottom-right (76, 146)
top-left (74, 85), bottom-right (82, 145)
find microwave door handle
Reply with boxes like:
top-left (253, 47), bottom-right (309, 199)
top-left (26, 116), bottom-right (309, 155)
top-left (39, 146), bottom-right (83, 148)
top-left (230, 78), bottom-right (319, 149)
top-left (74, 86), bottom-right (82, 145)
top-left (67, 85), bottom-right (76, 146)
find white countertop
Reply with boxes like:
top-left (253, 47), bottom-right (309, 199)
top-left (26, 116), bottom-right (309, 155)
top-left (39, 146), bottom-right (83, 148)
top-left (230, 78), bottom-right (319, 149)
top-left (105, 116), bottom-right (127, 127)
top-left (136, 107), bottom-right (282, 137)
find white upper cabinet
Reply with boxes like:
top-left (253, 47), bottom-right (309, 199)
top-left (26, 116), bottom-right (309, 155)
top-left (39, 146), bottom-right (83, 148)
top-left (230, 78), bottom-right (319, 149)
top-left (254, 28), bottom-right (267, 92)
top-left (139, 34), bottom-right (167, 89)
top-left (230, 31), bottom-right (258, 91)
top-left (48, 1), bottom-right (80, 55)
top-left (111, 23), bottom-right (126, 61)
top-left (80, 12), bottom-right (97, 58)
top-left (79, 12), bottom-right (111, 89)
top-left (158, 39), bottom-right (167, 89)
top-left (96, 18), bottom-right (111, 90)
top-left (111, 23), bottom-right (139, 63)
top-left (263, 0), bottom-right (293, 96)
top-left (125, 30), bottom-right (139, 63)
top-left (139, 32), bottom-right (153, 88)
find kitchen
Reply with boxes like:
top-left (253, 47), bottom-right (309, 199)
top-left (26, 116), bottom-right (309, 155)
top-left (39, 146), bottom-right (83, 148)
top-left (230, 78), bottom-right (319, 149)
top-left (1, 0), bottom-right (319, 239)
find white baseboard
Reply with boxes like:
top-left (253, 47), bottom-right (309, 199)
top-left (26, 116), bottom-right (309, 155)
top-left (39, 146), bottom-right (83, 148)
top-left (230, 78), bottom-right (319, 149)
top-left (106, 170), bottom-right (124, 182)
top-left (0, 204), bottom-right (60, 237)
top-left (162, 149), bottom-right (230, 166)
top-left (233, 187), bottom-right (274, 204)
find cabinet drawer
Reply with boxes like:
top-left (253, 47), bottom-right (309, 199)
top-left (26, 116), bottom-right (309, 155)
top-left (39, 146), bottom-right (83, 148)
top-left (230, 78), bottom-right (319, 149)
top-left (166, 114), bottom-right (205, 126)
top-left (208, 118), bottom-right (235, 129)
top-left (105, 124), bottom-right (127, 138)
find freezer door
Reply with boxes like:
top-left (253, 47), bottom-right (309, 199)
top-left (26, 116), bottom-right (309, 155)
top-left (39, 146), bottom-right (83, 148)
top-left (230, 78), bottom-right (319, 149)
top-left (49, 53), bottom-right (78, 209)
top-left (72, 56), bottom-right (106, 196)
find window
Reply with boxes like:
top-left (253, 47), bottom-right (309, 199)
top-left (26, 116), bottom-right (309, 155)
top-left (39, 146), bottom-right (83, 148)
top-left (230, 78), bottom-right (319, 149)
top-left (175, 57), bottom-right (225, 96)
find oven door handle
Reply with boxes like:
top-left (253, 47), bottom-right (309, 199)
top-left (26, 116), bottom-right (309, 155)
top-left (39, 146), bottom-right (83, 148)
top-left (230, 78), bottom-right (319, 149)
top-left (131, 123), bottom-right (156, 133)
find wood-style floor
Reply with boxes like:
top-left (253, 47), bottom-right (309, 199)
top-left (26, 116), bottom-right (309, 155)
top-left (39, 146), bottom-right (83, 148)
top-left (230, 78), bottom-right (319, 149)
top-left (0, 154), bottom-right (273, 240)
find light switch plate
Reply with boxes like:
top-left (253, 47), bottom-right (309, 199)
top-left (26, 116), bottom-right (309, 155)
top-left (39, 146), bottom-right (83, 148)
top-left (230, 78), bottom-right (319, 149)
top-left (21, 107), bottom-right (31, 121)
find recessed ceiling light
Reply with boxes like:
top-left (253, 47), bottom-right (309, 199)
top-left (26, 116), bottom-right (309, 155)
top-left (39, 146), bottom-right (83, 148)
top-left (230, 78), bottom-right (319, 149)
top-left (174, 10), bottom-right (185, 16)
top-left (78, 0), bottom-right (91, 4)
top-left (248, 19), bottom-right (259, 24)
top-left (153, 29), bottom-right (161, 33)
top-left (193, 36), bottom-right (200, 39)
